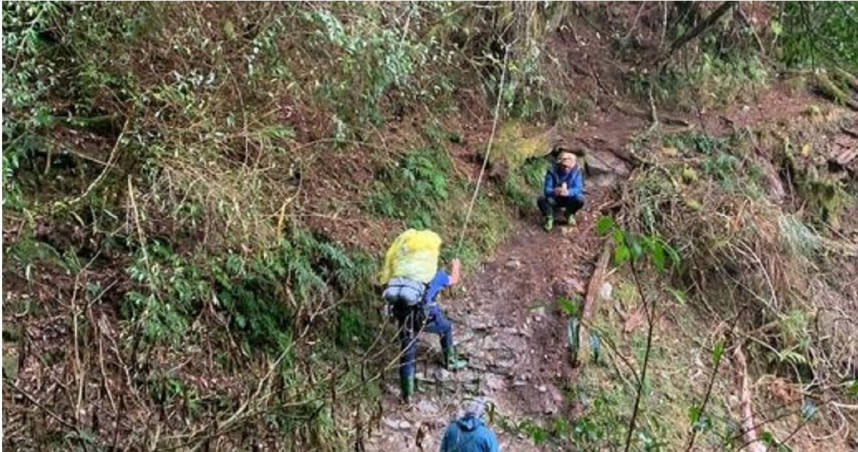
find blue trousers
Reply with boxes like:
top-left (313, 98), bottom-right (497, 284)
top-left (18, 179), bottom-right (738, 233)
top-left (397, 304), bottom-right (453, 379)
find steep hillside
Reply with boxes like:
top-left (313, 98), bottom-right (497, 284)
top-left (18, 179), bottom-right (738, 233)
top-left (3, 2), bottom-right (857, 451)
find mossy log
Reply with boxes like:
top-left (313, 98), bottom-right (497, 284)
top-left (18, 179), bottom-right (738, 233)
top-left (814, 73), bottom-right (858, 111)
top-left (833, 67), bottom-right (858, 93)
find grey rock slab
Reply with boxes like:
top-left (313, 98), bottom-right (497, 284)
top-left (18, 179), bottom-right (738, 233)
top-left (415, 399), bottom-right (439, 414)
top-left (382, 417), bottom-right (411, 431)
top-left (430, 368), bottom-right (451, 381)
top-left (599, 282), bottom-right (613, 301)
top-left (585, 149), bottom-right (631, 177)
top-left (485, 374), bottom-right (506, 391)
top-left (530, 306), bottom-right (547, 316)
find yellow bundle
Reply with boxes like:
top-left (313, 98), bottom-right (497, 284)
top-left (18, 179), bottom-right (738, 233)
top-left (378, 229), bottom-right (442, 284)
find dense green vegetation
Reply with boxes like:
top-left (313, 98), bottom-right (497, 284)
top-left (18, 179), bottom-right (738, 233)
top-left (1, 3), bottom-right (553, 448)
top-left (3, 2), bottom-right (857, 450)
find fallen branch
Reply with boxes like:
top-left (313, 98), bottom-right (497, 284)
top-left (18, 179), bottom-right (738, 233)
top-left (612, 101), bottom-right (691, 127)
top-left (67, 116), bottom-right (130, 206)
top-left (735, 345), bottom-right (765, 452)
top-left (3, 379), bottom-right (78, 430)
top-left (646, 85), bottom-right (659, 135)
top-left (840, 126), bottom-right (858, 140)
top-left (753, 146), bottom-right (786, 202)
top-left (736, 4), bottom-right (765, 54)
top-left (575, 240), bottom-right (613, 366)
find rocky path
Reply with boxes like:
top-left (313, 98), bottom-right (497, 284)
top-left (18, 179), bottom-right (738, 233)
top-left (362, 81), bottom-right (844, 451)
top-left (363, 105), bottom-right (649, 451)
top-left (366, 193), bottom-right (609, 451)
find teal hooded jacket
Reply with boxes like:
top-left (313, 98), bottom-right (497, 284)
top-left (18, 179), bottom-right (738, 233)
top-left (440, 414), bottom-right (499, 452)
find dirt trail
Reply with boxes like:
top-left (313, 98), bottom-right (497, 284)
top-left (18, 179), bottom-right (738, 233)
top-left (366, 207), bottom-right (607, 451)
top-left (365, 113), bottom-right (641, 451)
top-left (364, 82), bottom-right (849, 450)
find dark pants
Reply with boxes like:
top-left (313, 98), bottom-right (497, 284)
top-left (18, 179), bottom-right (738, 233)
top-left (395, 304), bottom-right (453, 380)
top-left (537, 195), bottom-right (585, 218)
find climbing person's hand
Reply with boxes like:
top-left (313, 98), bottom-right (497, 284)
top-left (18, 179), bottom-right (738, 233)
top-left (449, 258), bottom-right (461, 285)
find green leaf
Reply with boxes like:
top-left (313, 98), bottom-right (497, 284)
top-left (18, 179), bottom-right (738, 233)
top-left (782, 350), bottom-right (808, 365)
top-left (665, 243), bottom-right (681, 269)
top-left (668, 288), bottom-right (687, 305)
top-left (848, 379), bottom-right (858, 397)
top-left (651, 241), bottom-right (666, 272)
top-left (614, 244), bottom-right (630, 264)
top-left (688, 404), bottom-right (701, 424)
top-left (771, 20), bottom-right (783, 37)
top-left (595, 216), bottom-right (615, 235)
top-left (629, 236), bottom-right (644, 261)
top-left (688, 403), bottom-right (711, 431)
top-left (262, 125), bottom-right (296, 139)
top-left (711, 341), bottom-right (725, 366)
top-left (612, 228), bottom-right (624, 246)
top-left (557, 296), bottom-right (578, 316)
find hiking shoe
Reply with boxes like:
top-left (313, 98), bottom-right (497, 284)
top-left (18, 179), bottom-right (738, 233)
top-left (542, 216), bottom-right (554, 232)
top-left (444, 348), bottom-right (468, 371)
top-left (564, 214), bottom-right (577, 226)
top-left (400, 376), bottom-right (415, 404)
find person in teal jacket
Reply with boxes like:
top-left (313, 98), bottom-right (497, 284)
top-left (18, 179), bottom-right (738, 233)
top-left (440, 398), bottom-right (500, 452)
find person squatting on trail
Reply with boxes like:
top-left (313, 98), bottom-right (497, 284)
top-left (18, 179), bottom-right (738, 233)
top-left (537, 149), bottom-right (585, 232)
top-left (440, 398), bottom-right (500, 452)
top-left (380, 230), bottom-right (467, 403)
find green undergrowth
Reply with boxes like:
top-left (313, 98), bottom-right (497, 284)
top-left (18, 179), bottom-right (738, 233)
top-left (571, 279), bottom-right (737, 451)
top-left (636, 53), bottom-right (769, 112)
top-left (778, 2), bottom-right (858, 72)
top-left (6, 1), bottom-right (856, 450)
top-left (626, 7), bottom-right (771, 113)
top-left (3, 3), bottom-right (559, 447)
top-left (367, 142), bottom-right (515, 267)
top-left (771, 129), bottom-right (854, 228)
top-left (121, 230), bottom-right (376, 353)
top-left (615, 124), bottom-right (856, 448)
top-left (503, 156), bottom-right (550, 209)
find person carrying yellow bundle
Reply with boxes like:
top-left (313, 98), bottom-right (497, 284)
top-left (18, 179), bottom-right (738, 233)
top-left (378, 229), bottom-right (442, 284)
top-left (380, 229), bottom-right (466, 403)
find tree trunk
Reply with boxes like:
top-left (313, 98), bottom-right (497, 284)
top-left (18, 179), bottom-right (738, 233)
top-left (667, 2), bottom-right (736, 57)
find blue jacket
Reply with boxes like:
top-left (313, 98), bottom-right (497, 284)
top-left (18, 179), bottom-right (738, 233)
top-left (543, 164), bottom-right (583, 199)
top-left (440, 415), bottom-right (500, 452)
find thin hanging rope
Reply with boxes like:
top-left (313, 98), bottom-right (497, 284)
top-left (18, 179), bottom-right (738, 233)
top-left (456, 45), bottom-right (510, 255)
